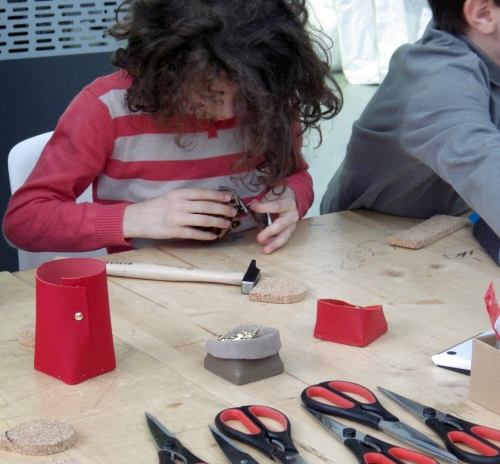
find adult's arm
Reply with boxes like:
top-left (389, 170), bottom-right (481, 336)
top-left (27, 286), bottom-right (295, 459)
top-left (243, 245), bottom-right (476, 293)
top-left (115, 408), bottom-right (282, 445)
top-left (401, 53), bottom-right (500, 236)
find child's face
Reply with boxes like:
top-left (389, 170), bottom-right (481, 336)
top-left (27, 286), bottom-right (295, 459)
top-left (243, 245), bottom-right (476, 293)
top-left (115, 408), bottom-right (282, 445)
top-left (185, 77), bottom-right (238, 121)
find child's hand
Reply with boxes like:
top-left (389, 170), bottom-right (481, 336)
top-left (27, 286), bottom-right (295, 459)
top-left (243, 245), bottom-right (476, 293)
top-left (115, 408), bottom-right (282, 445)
top-left (248, 187), bottom-right (299, 254)
top-left (122, 189), bottom-right (237, 240)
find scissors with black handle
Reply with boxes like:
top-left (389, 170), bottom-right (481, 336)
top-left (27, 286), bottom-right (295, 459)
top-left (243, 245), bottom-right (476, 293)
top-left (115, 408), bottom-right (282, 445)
top-left (301, 380), bottom-right (457, 463)
top-left (214, 405), bottom-right (308, 464)
top-left (145, 412), bottom-right (207, 464)
top-left (209, 425), bottom-right (260, 464)
top-left (378, 387), bottom-right (500, 464)
top-left (302, 404), bottom-right (440, 464)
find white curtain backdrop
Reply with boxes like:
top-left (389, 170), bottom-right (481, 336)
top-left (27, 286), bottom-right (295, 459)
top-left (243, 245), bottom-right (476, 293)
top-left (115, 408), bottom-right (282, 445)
top-left (308, 0), bottom-right (432, 84)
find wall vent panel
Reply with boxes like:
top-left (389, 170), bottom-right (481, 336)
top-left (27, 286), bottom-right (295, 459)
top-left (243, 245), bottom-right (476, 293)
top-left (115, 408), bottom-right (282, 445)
top-left (0, 0), bottom-right (126, 60)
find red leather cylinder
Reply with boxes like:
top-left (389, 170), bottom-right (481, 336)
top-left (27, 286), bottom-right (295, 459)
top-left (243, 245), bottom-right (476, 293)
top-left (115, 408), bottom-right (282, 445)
top-left (34, 258), bottom-right (116, 384)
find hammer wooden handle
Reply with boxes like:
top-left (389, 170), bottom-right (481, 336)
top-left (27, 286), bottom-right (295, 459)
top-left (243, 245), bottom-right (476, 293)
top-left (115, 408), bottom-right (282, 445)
top-left (104, 261), bottom-right (244, 286)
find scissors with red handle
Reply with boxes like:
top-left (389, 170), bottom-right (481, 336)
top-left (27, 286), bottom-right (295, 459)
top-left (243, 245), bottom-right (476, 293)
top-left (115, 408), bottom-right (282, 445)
top-left (209, 425), bottom-right (260, 464)
top-left (215, 405), bottom-right (308, 464)
top-left (378, 387), bottom-right (500, 464)
top-left (302, 404), bottom-right (439, 464)
top-left (301, 381), bottom-right (457, 463)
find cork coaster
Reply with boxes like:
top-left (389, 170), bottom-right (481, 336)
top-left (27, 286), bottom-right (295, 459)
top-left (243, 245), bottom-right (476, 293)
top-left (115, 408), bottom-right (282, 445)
top-left (249, 277), bottom-right (306, 304)
top-left (388, 215), bottom-right (469, 250)
top-left (19, 322), bottom-right (35, 348)
top-left (0, 419), bottom-right (75, 456)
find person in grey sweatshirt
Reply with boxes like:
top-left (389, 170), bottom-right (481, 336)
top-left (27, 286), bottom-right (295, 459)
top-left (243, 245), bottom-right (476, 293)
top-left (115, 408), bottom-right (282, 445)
top-left (321, 0), bottom-right (500, 241)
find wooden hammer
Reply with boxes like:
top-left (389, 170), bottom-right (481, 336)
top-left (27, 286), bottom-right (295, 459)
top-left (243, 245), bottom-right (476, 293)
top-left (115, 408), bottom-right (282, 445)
top-left (104, 259), bottom-right (261, 294)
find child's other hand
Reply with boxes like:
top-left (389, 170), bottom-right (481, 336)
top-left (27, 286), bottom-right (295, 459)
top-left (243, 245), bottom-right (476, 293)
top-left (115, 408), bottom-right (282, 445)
top-left (122, 189), bottom-right (237, 240)
top-left (248, 187), bottom-right (299, 254)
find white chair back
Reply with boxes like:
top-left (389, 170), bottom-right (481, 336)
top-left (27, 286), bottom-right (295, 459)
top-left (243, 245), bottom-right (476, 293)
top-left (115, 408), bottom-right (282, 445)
top-left (7, 132), bottom-right (107, 270)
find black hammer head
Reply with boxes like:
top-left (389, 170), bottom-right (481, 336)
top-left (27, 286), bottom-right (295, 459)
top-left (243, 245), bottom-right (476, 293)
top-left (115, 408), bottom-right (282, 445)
top-left (241, 259), bottom-right (261, 294)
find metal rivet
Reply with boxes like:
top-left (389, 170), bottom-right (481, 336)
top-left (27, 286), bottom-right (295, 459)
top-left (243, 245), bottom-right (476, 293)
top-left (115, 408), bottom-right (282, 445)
top-left (75, 312), bottom-right (83, 321)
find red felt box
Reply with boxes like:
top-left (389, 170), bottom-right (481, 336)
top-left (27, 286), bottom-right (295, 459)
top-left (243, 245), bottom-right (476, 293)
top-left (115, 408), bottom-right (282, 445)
top-left (314, 299), bottom-right (388, 347)
top-left (34, 258), bottom-right (116, 385)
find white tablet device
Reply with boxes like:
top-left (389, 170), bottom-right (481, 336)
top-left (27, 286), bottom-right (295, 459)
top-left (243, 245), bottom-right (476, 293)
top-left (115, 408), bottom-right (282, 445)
top-left (431, 330), bottom-right (495, 375)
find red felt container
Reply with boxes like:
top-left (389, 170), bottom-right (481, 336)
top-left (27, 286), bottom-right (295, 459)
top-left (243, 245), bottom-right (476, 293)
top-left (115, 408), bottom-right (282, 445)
top-left (34, 258), bottom-right (116, 385)
top-left (314, 299), bottom-right (388, 347)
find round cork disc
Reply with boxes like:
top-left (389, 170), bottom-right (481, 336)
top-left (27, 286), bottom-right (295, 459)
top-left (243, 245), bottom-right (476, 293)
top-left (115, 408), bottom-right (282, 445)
top-left (0, 419), bottom-right (75, 456)
top-left (19, 322), bottom-right (35, 348)
top-left (249, 277), bottom-right (306, 304)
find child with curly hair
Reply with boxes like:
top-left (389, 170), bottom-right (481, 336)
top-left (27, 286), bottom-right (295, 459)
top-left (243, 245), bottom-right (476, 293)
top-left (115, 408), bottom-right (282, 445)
top-left (3, 0), bottom-right (342, 255)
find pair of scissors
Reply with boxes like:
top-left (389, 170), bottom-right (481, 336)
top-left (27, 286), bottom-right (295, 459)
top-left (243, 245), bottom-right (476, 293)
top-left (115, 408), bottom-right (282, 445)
top-left (145, 412), bottom-right (207, 464)
top-left (209, 425), bottom-right (260, 464)
top-left (378, 387), bottom-right (500, 464)
top-left (302, 404), bottom-right (439, 464)
top-left (301, 381), bottom-right (457, 463)
top-left (214, 405), bottom-right (308, 464)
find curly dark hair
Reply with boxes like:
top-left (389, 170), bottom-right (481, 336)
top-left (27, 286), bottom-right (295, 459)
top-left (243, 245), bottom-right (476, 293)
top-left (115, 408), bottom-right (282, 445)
top-left (108, 0), bottom-right (342, 188)
top-left (427, 0), bottom-right (500, 34)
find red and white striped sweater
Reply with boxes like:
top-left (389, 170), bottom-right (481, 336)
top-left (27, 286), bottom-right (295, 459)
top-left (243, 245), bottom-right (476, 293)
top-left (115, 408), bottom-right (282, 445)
top-left (3, 71), bottom-right (313, 253)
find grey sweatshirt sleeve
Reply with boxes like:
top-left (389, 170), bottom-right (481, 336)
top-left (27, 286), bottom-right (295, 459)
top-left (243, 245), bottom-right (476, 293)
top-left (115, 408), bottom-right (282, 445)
top-left (401, 52), bottom-right (500, 236)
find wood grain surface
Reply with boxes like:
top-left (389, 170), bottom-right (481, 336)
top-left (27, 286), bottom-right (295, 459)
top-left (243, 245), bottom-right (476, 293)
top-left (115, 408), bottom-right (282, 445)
top-left (1, 211), bottom-right (499, 463)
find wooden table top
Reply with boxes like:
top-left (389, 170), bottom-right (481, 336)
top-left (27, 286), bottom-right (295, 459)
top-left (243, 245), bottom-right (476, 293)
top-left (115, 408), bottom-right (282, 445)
top-left (1, 211), bottom-right (499, 464)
